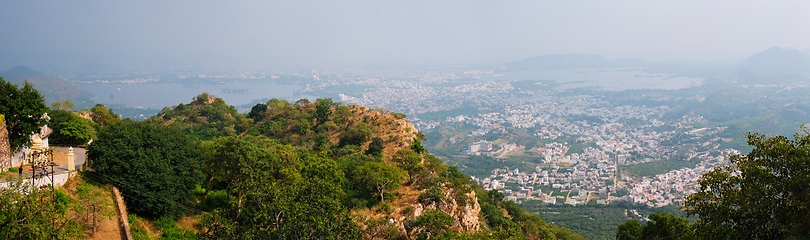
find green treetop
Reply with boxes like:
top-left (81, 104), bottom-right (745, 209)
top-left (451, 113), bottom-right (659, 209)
top-left (88, 120), bottom-right (205, 217)
top-left (0, 78), bottom-right (47, 151)
top-left (685, 131), bottom-right (810, 239)
top-left (354, 161), bottom-right (405, 202)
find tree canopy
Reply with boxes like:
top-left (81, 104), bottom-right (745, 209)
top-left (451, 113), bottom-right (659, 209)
top-left (354, 161), bottom-right (405, 202)
top-left (0, 78), bottom-right (48, 151)
top-left (48, 109), bottom-right (97, 145)
top-left (247, 103), bottom-right (267, 120)
top-left (90, 104), bottom-right (119, 127)
top-left (339, 122), bottom-right (372, 147)
top-left (393, 148), bottom-right (425, 183)
top-left (199, 138), bottom-right (360, 239)
top-left (149, 93), bottom-right (250, 140)
top-left (617, 130), bottom-right (810, 239)
top-left (315, 98), bottom-right (333, 124)
top-left (365, 136), bottom-right (385, 156)
top-left (616, 212), bottom-right (693, 240)
top-left (51, 100), bottom-right (74, 110)
top-left (684, 131), bottom-right (810, 239)
top-left (87, 120), bottom-right (205, 217)
top-left (413, 210), bottom-right (455, 238)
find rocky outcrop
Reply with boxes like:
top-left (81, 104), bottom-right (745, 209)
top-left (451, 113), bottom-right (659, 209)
top-left (413, 188), bottom-right (481, 232)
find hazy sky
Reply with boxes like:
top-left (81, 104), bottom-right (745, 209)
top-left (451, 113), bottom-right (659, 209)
top-left (1, 0), bottom-right (808, 69)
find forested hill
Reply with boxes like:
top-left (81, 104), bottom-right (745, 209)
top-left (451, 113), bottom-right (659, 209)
top-left (116, 93), bottom-right (586, 239)
top-left (0, 66), bottom-right (95, 109)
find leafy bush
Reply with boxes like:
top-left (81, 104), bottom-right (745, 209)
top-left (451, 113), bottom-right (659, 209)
top-left (154, 215), bottom-right (176, 231)
top-left (402, 206), bottom-right (415, 216)
top-left (365, 137), bottom-right (385, 156)
top-left (54, 189), bottom-right (72, 214)
top-left (451, 184), bottom-right (472, 207)
top-left (200, 190), bottom-right (228, 212)
top-left (414, 210), bottom-right (454, 237)
top-left (293, 119), bottom-right (311, 134)
top-left (377, 203), bottom-right (392, 214)
top-left (127, 214), bottom-right (151, 240)
top-left (419, 186), bottom-right (444, 204)
top-left (339, 123), bottom-right (373, 147)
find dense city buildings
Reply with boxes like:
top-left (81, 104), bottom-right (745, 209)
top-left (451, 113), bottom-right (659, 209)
top-left (54, 65), bottom-right (809, 208)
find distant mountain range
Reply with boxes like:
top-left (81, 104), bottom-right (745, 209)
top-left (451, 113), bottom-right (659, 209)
top-left (500, 54), bottom-right (648, 71)
top-left (735, 46), bottom-right (810, 76)
top-left (502, 47), bottom-right (810, 85)
top-left (1, 66), bottom-right (95, 109)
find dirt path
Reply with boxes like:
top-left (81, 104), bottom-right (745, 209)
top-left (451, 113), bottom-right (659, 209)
top-left (586, 191), bottom-right (597, 203)
top-left (564, 190), bottom-right (572, 203)
top-left (60, 177), bottom-right (124, 240)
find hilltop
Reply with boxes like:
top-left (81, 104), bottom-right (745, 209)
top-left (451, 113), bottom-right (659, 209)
top-left (734, 46), bottom-right (810, 84)
top-left (736, 46), bottom-right (810, 75)
top-left (136, 93), bottom-right (585, 239)
top-left (0, 66), bottom-right (95, 109)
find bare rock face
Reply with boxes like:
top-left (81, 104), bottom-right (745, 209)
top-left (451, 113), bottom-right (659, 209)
top-left (457, 191), bottom-right (482, 232)
top-left (415, 189), bottom-right (481, 232)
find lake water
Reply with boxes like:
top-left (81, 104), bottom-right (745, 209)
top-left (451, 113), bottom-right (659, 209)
top-left (79, 82), bottom-right (301, 109)
top-left (481, 68), bottom-right (704, 91)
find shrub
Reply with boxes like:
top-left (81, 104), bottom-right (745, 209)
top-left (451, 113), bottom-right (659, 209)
top-left (419, 186), bottom-right (444, 204)
top-left (346, 198), bottom-right (367, 210)
top-left (402, 206), bottom-right (415, 216)
top-left (453, 186), bottom-right (472, 207)
top-left (338, 123), bottom-right (372, 147)
top-left (377, 203), bottom-right (392, 214)
top-left (154, 215), bottom-right (177, 230)
top-left (417, 174), bottom-right (441, 190)
top-left (414, 210), bottom-right (454, 237)
top-left (54, 189), bottom-right (72, 214)
top-left (128, 214), bottom-right (151, 240)
top-left (201, 190), bottom-right (229, 212)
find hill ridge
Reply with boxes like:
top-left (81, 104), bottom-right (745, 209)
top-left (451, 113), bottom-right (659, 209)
top-left (145, 93), bottom-right (586, 239)
top-left (0, 65), bottom-right (42, 78)
top-left (1, 66), bottom-right (95, 109)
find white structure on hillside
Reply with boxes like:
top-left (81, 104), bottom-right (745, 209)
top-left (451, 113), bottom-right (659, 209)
top-left (10, 113), bottom-right (52, 168)
top-left (466, 140), bottom-right (493, 155)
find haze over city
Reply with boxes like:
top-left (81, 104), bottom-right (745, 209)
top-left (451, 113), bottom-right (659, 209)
top-left (2, 0), bottom-right (810, 70)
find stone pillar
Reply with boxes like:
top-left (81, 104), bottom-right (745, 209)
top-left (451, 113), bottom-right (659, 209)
top-left (68, 147), bottom-right (75, 171)
top-left (31, 135), bottom-right (42, 165)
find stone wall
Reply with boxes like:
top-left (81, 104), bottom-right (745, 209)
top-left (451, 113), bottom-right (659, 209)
top-left (0, 170), bottom-right (77, 189)
top-left (0, 114), bottom-right (10, 171)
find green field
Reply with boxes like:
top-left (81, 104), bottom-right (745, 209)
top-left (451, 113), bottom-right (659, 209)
top-left (521, 202), bottom-right (692, 240)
